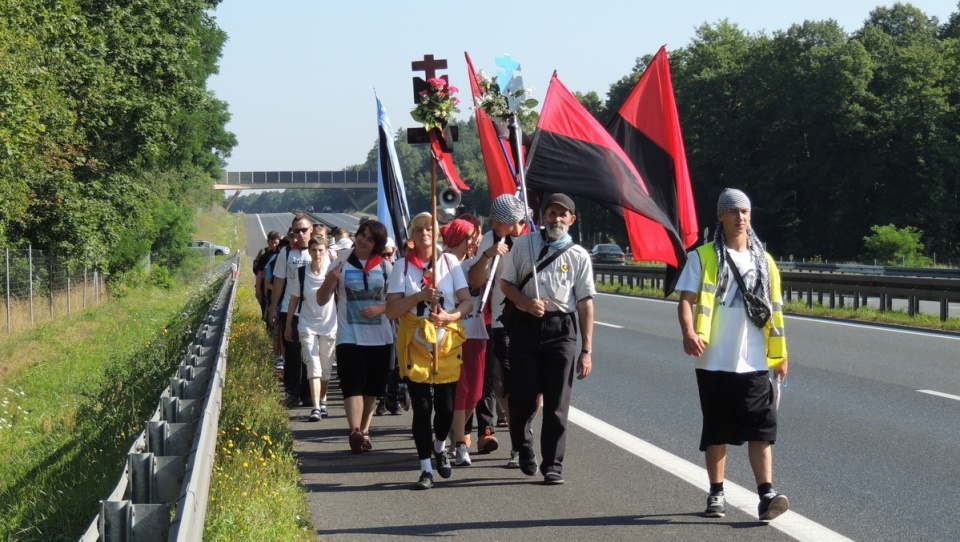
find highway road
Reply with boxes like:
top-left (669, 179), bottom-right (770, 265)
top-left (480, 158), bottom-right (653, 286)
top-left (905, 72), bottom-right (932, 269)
top-left (244, 213), bottom-right (960, 541)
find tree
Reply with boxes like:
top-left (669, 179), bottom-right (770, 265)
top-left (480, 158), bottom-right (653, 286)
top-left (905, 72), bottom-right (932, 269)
top-left (862, 224), bottom-right (931, 266)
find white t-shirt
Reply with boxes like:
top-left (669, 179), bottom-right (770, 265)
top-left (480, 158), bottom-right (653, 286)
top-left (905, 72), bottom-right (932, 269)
top-left (387, 252), bottom-right (467, 317)
top-left (288, 260), bottom-right (337, 337)
top-left (273, 245), bottom-right (311, 313)
top-left (333, 251), bottom-right (394, 346)
top-left (456, 255), bottom-right (488, 340)
top-left (676, 247), bottom-right (768, 373)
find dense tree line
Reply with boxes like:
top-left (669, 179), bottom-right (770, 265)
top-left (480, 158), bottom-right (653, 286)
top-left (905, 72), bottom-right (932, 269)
top-left (235, 2), bottom-right (959, 263)
top-left (0, 0), bottom-right (235, 276)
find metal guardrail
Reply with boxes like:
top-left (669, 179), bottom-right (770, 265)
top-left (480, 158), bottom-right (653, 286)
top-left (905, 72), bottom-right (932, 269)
top-left (594, 263), bottom-right (960, 321)
top-left (80, 258), bottom-right (239, 541)
top-left (777, 261), bottom-right (960, 279)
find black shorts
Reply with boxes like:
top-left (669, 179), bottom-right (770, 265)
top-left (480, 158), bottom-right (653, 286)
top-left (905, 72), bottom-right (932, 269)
top-left (695, 369), bottom-right (777, 452)
top-left (336, 343), bottom-right (392, 398)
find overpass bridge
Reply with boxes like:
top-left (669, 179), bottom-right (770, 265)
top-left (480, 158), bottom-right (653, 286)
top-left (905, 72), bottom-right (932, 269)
top-left (217, 170), bottom-right (377, 210)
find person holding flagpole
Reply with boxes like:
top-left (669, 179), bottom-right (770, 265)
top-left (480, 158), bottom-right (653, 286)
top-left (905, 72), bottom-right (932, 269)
top-left (386, 212), bottom-right (472, 490)
top-left (500, 193), bottom-right (595, 485)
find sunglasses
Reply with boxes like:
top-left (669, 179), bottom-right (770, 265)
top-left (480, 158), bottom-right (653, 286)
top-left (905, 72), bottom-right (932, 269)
top-left (291, 227), bottom-right (311, 234)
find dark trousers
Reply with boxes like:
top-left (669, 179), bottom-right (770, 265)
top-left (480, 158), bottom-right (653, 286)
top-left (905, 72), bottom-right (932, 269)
top-left (472, 325), bottom-right (499, 437)
top-left (507, 311), bottom-right (578, 475)
top-left (407, 380), bottom-right (457, 460)
top-left (279, 312), bottom-right (308, 402)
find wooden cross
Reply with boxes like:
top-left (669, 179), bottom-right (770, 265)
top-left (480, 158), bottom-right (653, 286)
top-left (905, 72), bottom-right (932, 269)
top-left (411, 54), bottom-right (447, 81)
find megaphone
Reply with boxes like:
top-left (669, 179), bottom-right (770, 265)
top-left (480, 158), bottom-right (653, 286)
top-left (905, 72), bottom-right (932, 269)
top-left (439, 187), bottom-right (461, 209)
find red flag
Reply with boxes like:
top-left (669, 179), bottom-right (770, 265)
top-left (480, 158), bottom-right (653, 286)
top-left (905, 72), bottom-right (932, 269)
top-left (525, 73), bottom-right (685, 267)
top-left (465, 51), bottom-right (518, 200)
top-left (608, 46), bottom-right (698, 249)
top-left (429, 129), bottom-right (469, 193)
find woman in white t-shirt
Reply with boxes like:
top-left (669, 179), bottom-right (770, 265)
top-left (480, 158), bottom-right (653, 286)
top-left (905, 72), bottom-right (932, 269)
top-left (386, 213), bottom-right (472, 490)
top-left (285, 237), bottom-right (337, 422)
top-left (317, 220), bottom-right (394, 455)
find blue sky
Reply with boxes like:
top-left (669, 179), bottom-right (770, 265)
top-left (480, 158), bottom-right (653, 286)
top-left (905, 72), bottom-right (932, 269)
top-left (208, 1), bottom-right (954, 173)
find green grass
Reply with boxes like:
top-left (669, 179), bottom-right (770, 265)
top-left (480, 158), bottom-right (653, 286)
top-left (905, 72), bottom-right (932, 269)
top-left (203, 281), bottom-right (314, 541)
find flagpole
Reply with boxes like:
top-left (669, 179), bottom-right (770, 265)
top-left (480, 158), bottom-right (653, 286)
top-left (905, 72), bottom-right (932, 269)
top-left (430, 154), bottom-right (440, 381)
top-left (509, 114), bottom-right (539, 300)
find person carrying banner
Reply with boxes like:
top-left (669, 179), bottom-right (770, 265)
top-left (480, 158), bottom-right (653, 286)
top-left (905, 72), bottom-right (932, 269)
top-left (468, 193), bottom-right (529, 465)
top-left (386, 212), bottom-right (471, 490)
top-left (676, 188), bottom-right (789, 521)
top-left (500, 193), bottom-right (595, 485)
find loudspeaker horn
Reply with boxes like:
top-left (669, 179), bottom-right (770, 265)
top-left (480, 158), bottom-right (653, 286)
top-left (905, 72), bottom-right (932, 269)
top-left (439, 187), bottom-right (461, 209)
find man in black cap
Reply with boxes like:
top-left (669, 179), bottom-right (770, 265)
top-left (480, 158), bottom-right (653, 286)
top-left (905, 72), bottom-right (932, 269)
top-left (499, 192), bottom-right (595, 485)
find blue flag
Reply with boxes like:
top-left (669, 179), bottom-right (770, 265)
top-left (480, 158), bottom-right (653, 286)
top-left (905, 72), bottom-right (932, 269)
top-left (376, 93), bottom-right (411, 249)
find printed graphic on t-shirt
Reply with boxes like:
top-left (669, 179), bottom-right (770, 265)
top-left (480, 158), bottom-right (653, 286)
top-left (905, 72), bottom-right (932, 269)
top-left (343, 268), bottom-right (386, 325)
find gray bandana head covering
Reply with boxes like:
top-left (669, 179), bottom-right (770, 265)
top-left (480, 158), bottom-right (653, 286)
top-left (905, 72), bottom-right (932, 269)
top-left (490, 193), bottom-right (528, 224)
top-left (716, 188), bottom-right (751, 217)
top-left (712, 188), bottom-right (771, 320)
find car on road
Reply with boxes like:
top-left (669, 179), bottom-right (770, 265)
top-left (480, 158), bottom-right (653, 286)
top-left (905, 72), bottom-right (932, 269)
top-left (590, 243), bottom-right (626, 265)
top-left (322, 206), bottom-right (332, 212)
top-left (188, 240), bottom-right (230, 256)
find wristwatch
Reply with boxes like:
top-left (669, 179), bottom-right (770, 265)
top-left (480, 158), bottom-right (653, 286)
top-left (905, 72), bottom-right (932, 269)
top-left (581, 348), bottom-right (591, 354)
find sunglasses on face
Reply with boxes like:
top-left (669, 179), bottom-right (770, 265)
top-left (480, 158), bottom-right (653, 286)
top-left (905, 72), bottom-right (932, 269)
top-left (291, 227), bottom-right (311, 234)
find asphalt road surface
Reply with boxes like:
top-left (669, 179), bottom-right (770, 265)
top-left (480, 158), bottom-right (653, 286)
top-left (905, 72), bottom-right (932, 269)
top-left (245, 213), bottom-right (960, 541)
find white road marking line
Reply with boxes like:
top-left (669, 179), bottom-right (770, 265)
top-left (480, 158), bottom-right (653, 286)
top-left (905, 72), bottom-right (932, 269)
top-left (918, 389), bottom-right (960, 401)
top-left (257, 215), bottom-right (267, 240)
top-left (594, 321), bottom-right (623, 329)
top-left (569, 407), bottom-right (854, 542)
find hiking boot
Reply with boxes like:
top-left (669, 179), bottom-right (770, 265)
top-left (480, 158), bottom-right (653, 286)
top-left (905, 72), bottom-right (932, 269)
top-left (413, 471), bottom-right (434, 490)
top-left (349, 428), bottom-right (364, 455)
top-left (758, 491), bottom-right (789, 521)
top-left (477, 427), bottom-right (499, 454)
top-left (506, 450), bottom-right (520, 468)
top-left (308, 409), bottom-right (321, 422)
top-left (454, 443), bottom-right (472, 466)
top-left (705, 491), bottom-right (726, 518)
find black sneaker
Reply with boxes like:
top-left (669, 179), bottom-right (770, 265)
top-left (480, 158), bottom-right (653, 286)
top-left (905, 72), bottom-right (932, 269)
top-left (413, 471), bottom-right (434, 490)
top-left (543, 471), bottom-right (565, 485)
top-left (374, 398), bottom-right (387, 416)
top-left (519, 452), bottom-right (539, 477)
top-left (705, 491), bottom-right (726, 518)
top-left (758, 491), bottom-right (789, 521)
top-left (434, 451), bottom-right (452, 479)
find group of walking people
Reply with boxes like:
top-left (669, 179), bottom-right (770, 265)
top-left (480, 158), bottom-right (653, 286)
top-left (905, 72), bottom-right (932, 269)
top-left (250, 187), bottom-right (791, 522)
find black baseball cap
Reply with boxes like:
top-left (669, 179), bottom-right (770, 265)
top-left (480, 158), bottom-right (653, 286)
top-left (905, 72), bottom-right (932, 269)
top-left (542, 193), bottom-right (575, 214)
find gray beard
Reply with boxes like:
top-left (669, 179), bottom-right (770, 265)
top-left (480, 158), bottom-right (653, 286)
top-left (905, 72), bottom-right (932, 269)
top-left (546, 222), bottom-right (568, 241)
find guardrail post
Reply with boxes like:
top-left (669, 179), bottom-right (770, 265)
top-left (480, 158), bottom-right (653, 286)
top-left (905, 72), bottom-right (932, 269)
top-left (941, 299), bottom-right (948, 321)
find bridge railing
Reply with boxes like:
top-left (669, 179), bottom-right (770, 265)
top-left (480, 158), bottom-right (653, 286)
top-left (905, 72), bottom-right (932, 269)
top-left (593, 263), bottom-right (960, 321)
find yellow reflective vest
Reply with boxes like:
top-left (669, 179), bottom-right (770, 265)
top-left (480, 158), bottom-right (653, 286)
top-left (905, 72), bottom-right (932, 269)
top-left (693, 243), bottom-right (787, 368)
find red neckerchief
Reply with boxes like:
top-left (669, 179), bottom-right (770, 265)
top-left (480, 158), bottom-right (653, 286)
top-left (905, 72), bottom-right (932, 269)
top-left (404, 250), bottom-right (435, 286)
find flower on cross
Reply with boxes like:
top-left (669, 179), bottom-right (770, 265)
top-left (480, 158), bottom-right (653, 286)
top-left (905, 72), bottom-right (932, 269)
top-left (473, 70), bottom-right (538, 121)
top-left (411, 77), bottom-right (461, 132)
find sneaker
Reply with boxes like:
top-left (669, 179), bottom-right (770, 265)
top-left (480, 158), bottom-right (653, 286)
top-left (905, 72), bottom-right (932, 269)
top-left (543, 471), bottom-right (565, 485)
top-left (477, 427), bottom-right (499, 454)
top-left (308, 409), bottom-right (321, 422)
top-left (519, 453), bottom-right (539, 476)
top-left (434, 451), bottom-right (452, 479)
top-left (758, 491), bottom-right (789, 521)
top-left (349, 428), bottom-right (364, 455)
top-left (454, 443), bottom-right (472, 466)
top-left (319, 405), bottom-right (328, 418)
top-left (413, 470), bottom-right (434, 490)
top-left (705, 491), bottom-right (726, 518)
top-left (385, 398), bottom-right (400, 414)
top-left (506, 450), bottom-right (520, 468)
top-left (374, 398), bottom-right (387, 416)
top-left (496, 417), bottom-right (508, 427)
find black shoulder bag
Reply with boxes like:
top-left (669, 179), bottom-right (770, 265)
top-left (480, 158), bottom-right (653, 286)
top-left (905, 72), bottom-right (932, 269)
top-left (498, 241), bottom-right (575, 329)
top-left (724, 251), bottom-right (771, 329)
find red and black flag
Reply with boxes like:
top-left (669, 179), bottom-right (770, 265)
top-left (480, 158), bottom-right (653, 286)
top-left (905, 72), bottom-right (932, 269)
top-left (524, 72), bottom-right (685, 271)
top-left (607, 46), bottom-right (698, 249)
top-left (465, 51), bottom-right (518, 200)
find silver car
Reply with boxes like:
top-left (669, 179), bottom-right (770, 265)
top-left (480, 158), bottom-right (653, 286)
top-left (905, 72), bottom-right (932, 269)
top-left (188, 240), bottom-right (230, 256)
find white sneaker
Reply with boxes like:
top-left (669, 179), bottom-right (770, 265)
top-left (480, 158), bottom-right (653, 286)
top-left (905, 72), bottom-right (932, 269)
top-left (454, 443), bottom-right (472, 466)
top-left (506, 450), bottom-right (520, 468)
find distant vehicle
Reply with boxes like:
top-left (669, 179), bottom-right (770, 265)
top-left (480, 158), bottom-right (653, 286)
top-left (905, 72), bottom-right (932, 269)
top-left (322, 206), bottom-right (332, 212)
top-left (188, 240), bottom-right (230, 256)
top-left (590, 243), bottom-right (626, 265)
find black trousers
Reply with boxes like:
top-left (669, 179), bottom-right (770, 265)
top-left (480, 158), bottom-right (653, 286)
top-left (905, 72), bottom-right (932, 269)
top-left (279, 312), bottom-right (308, 402)
top-left (472, 325), bottom-right (504, 438)
top-left (507, 311), bottom-right (578, 475)
top-left (407, 380), bottom-right (457, 460)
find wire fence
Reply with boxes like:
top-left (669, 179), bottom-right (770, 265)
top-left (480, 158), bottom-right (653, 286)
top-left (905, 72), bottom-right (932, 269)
top-left (0, 247), bottom-right (107, 336)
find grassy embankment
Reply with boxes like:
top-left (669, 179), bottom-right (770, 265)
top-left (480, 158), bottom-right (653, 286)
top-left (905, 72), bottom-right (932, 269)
top-left (0, 209), bottom-right (310, 541)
